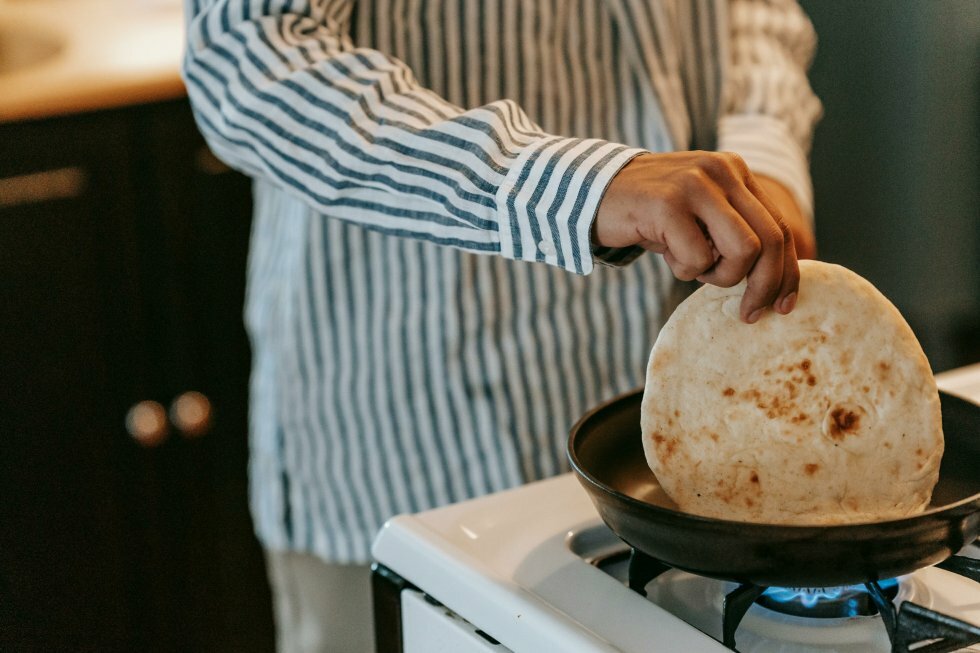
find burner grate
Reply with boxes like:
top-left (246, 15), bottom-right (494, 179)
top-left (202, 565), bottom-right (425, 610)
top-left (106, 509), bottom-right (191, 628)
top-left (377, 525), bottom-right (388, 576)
top-left (623, 547), bottom-right (980, 653)
top-left (866, 580), bottom-right (980, 653)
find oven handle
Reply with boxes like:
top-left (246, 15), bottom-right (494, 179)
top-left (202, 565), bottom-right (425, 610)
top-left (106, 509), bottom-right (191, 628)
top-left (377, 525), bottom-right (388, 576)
top-left (372, 563), bottom-right (415, 653)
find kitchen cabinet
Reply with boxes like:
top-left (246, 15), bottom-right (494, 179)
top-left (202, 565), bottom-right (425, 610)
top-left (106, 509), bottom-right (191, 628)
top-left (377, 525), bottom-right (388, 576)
top-left (0, 99), bottom-right (274, 652)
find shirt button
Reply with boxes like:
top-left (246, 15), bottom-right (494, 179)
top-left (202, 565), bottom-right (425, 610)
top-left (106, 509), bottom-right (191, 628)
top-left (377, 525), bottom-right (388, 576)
top-left (537, 240), bottom-right (556, 257)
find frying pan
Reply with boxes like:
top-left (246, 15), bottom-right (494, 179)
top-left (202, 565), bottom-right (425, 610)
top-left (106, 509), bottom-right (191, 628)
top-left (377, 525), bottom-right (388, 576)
top-left (568, 389), bottom-right (980, 588)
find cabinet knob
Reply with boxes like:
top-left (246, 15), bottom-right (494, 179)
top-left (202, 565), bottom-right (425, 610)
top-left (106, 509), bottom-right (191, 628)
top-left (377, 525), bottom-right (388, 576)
top-left (126, 400), bottom-right (169, 447)
top-left (194, 146), bottom-right (232, 175)
top-left (170, 391), bottom-right (212, 438)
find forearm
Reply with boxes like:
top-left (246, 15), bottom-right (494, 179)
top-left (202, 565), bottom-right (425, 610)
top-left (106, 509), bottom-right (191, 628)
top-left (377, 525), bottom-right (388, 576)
top-left (182, 0), bottom-right (642, 273)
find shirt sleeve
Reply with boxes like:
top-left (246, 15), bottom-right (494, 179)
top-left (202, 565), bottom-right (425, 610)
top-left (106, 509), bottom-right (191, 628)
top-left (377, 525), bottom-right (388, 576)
top-left (181, 0), bottom-right (644, 275)
top-left (717, 0), bottom-right (824, 222)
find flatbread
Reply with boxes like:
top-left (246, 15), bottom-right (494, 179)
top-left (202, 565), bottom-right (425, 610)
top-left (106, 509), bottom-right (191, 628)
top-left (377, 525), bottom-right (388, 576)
top-left (640, 260), bottom-right (943, 525)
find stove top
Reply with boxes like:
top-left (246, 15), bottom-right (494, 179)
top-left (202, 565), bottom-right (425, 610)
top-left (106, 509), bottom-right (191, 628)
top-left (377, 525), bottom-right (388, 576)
top-left (372, 365), bottom-right (980, 653)
top-left (581, 524), bottom-right (980, 652)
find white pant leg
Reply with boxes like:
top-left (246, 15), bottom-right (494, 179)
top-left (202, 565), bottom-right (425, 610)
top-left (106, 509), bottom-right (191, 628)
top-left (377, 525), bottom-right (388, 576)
top-left (265, 551), bottom-right (375, 653)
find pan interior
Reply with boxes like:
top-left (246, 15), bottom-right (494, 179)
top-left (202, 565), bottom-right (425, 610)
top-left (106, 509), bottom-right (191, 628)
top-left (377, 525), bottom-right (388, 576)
top-left (572, 390), bottom-right (980, 521)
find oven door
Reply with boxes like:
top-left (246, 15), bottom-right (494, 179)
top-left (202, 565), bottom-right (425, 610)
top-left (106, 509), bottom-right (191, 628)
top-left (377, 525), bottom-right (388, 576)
top-left (373, 564), bottom-right (512, 652)
top-left (402, 590), bottom-right (512, 652)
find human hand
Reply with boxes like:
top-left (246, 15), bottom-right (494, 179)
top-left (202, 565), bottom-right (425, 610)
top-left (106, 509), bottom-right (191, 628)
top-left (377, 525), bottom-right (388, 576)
top-left (594, 152), bottom-right (798, 324)
top-left (755, 174), bottom-right (816, 261)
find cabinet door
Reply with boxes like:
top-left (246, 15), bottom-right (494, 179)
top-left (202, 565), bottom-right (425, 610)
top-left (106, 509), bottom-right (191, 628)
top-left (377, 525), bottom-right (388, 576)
top-left (0, 111), bottom-right (148, 651)
top-left (132, 99), bottom-right (275, 653)
top-left (0, 102), bottom-right (274, 653)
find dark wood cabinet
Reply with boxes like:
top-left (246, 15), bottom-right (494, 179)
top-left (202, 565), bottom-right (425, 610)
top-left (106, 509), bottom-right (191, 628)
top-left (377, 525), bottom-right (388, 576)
top-left (0, 99), bottom-right (274, 652)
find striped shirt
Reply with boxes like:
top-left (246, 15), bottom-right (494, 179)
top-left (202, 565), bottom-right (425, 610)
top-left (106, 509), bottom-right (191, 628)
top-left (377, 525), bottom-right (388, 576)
top-left (182, 0), bottom-right (822, 563)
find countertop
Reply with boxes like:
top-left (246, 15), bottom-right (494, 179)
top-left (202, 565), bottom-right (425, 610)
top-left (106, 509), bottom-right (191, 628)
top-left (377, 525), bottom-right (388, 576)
top-left (0, 0), bottom-right (185, 123)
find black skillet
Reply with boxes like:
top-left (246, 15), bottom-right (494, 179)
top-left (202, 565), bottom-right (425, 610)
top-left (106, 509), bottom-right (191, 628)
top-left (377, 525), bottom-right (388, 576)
top-left (568, 389), bottom-right (980, 588)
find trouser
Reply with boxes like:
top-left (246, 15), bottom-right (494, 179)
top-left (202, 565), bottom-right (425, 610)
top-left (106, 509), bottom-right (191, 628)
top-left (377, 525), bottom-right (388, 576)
top-left (265, 550), bottom-right (375, 653)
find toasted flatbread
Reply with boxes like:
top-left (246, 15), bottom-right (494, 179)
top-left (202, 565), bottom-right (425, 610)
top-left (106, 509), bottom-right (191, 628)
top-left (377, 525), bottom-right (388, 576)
top-left (640, 260), bottom-right (943, 524)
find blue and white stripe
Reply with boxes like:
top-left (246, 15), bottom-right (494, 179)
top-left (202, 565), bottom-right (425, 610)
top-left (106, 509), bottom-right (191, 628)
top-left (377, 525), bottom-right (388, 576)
top-left (183, 0), bottom-right (822, 562)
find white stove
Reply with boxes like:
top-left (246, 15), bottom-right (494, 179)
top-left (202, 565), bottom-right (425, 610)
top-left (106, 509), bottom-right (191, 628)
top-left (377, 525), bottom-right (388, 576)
top-left (371, 364), bottom-right (980, 652)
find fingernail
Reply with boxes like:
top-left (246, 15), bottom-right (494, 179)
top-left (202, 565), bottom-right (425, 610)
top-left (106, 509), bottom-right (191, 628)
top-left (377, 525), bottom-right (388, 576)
top-left (780, 292), bottom-right (797, 314)
top-left (746, 308), bottom-right (763, 324)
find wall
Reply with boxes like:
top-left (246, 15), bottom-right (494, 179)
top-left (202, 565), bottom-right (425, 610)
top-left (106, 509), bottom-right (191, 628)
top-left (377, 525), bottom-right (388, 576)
top-left (800, 1), bottom-right (980, 371)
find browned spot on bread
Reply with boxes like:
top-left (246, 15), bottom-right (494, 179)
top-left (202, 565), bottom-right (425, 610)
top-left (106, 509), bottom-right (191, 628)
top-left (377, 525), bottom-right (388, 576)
top-left (650, 351), bottom-right (672, 371)
top-left (915, 448), bottom-right (923, 456)
top-left (828, 407), bottom-right (861, 440)
top-left (674, 410), bottom-right (681, 417)
top-left (714, 484), bottom-right (736, 503)
top-left (709, 432), bottom-right (719, 442)
top-left (862, 386), bottom-right (870, 393)
top-left (652, 432), bottom-right (680, 461)
top-left (877, 361), bottom-right (891, 380)
top-left (745, 498), bottom-right (755, 507)
top-left (723, 387), bottom-right (735, 397)
top-left (655, 437), bottom-right (677, 460)
top-left (807, 375), bottom-right (817, 386)
top-left (741, 380), bottom-right (810, 422)
top-left (804, 463), bottom-right (819, 475)
top-left (750, 472), bottom-right (760, 484)
top-left (800, 359), bottom-right (812, 371)
top-left (790, 412), bottom-right (809, 424)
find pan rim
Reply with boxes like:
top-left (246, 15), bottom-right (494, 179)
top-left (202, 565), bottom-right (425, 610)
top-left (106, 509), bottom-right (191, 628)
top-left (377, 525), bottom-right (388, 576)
top-left (567, 387), bottom-right (980, 534)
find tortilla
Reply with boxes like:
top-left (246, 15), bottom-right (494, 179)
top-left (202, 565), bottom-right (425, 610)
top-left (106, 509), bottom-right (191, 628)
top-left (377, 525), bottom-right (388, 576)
top-left (640, 260), bottom-right (944, 525)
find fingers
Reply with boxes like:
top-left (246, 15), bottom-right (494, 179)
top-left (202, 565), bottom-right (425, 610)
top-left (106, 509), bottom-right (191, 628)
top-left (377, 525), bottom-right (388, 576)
top-left (689, 190), bottom-right (761, 288)
top-left (660, 212), bottom-right (717, 281)
top-left (740, 175), bottom-right (800, 319)
top-left (727, 189), bottom-right (788, 322)
top-left (593, 151), bottom-right (802, 323)
top-left (697, 153), bottom-right (800, 323)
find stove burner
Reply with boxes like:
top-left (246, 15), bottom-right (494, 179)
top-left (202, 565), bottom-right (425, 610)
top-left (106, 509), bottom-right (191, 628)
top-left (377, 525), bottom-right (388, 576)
top-left (619, 546), bottom-right (980, 652)
top-left (756, 578), bottom-right (899, 618)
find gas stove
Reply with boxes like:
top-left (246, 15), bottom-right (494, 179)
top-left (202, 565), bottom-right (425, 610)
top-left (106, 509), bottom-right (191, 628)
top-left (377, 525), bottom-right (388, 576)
top-left (371, 364), bottom-right (980, 652)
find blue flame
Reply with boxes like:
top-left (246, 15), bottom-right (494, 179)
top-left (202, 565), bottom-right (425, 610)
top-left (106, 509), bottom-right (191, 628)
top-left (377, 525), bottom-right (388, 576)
top-left (762, 578), bottom-right (898, 617)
